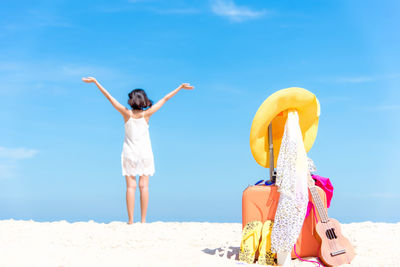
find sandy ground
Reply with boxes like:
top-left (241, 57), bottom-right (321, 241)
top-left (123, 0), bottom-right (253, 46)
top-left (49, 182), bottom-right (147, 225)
top-left (0, 220), bottom-right (399, 267)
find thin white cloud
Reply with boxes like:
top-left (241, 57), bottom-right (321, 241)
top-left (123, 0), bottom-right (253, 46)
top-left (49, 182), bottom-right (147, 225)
top-left (60, 64), bottom-right (117, 78)
top-left (335, 73), bottom-right (400, 83)
top-left (211, 83), bottom-right (244, 95)
top-left (128, 0), bottom-right (152, 2)
top-left (210, 0), bottom-right (266, 22)
top-left (319, 96), bottom-right (350, 105)
top-left (336, 76), bottom-right (375, 83)
top-left (154, 8), bottom-right (200, 15)
top-left (339, 192), bottom-right (400, 199)
top-left (0, 61), bottom-right (130, 94)
top-left (0, 162), bottom-right (17, 179)
top-left (0, 61), bottom-right (117, 78)
top-left (27, 9), bottom-right (72, 28)
top-left (99, 3), bottom-right (199, 15)
top-left (0, 147), bottom-right (38, 160)
top-left (0, 62), bottom-right (21, 71)
top-left (373, 105), bottom-right (400, 111)
top-left (2, 9), bottom-right (72, 33)
top-left (369, 192), bottom-right (400, 199)
top-left (0, 147), bottom-right (38, 179)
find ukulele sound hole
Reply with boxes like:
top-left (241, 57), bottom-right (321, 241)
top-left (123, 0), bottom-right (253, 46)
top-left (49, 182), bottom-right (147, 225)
top-left (325, 228), bottom-right (338, 240)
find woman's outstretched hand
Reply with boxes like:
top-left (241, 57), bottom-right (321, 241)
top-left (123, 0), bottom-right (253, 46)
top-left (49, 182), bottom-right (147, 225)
top-left (179, 83), bottom-right (194, 90)
top-left (82, 77), bottom-right (97, 83)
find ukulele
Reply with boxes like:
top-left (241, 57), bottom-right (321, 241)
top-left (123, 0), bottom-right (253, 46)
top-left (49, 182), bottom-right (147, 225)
top-left (308, 175), bottom-right (355, 267)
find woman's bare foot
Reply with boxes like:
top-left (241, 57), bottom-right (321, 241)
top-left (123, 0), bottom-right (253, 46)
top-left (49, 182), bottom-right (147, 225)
top-left (127, 221), bottom-right (133, 225)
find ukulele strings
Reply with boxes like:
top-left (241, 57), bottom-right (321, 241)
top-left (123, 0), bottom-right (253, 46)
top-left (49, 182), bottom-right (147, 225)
top-left (310, 187), bottom-right (336, 253)
top-left (308, 175), bottom-right (339, 254)
top-left (310, 186), bottom-right (338, 253)
top-left (316, 189), bottom-right (339, 254)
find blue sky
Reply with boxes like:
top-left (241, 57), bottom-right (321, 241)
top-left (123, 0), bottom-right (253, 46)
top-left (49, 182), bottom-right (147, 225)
top-left (1, 0), bottom-right (399, 223)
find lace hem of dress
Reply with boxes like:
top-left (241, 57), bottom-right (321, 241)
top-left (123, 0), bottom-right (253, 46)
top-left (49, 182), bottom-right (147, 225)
top-left (123, 171), bottom-right (155, 177)
top-left (122, 157), bottom-right (155, 177)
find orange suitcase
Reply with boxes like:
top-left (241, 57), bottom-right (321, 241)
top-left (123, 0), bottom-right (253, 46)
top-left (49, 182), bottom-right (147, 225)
top-left (242, 184), bottom-right (327, 258)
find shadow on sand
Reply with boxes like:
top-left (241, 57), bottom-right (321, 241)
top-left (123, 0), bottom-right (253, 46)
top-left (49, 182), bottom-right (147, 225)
top-left (202, 246), bottom-right (240, 260)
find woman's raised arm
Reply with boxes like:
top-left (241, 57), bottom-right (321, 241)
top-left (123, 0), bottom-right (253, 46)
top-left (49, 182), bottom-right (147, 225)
top-left (82, 77), bottom-right (130, 118)
top-left (146, 83), bottom-right (194, 117)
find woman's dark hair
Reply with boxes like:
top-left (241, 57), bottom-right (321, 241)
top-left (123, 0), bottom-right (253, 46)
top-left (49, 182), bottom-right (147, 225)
top-left (128, 89), bottom-right (153, 110)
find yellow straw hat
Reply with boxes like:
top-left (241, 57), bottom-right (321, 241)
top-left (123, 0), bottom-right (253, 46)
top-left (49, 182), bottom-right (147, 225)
top-left (250, 87), bottom-right (320, 168)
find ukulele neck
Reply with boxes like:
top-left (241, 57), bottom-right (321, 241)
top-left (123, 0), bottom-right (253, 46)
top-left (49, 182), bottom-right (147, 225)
top-left (308, 181), bottom-right (330, 223)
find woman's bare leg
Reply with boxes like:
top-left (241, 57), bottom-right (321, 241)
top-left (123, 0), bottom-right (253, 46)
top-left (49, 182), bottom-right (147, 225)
top-left (125, 176), bottom-right (137, 224)
top-left (139, 175), bottom-right (149, 223)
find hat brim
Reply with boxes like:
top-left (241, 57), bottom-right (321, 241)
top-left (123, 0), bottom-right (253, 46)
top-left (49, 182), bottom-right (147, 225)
top-left (250, 87), bottom-right (320, 168)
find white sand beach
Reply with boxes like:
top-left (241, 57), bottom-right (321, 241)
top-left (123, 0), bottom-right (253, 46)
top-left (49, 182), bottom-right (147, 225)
top-left (0, 220), bottom-right (399, 267)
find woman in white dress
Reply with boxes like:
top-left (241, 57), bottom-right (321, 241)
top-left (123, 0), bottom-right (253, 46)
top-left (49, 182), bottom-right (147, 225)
top-left (82, 77), bottom-right (194, 224)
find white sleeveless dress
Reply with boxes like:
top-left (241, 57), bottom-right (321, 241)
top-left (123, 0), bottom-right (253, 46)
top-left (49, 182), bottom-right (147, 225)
top-left (121, 116), bottom-right (155, 177)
